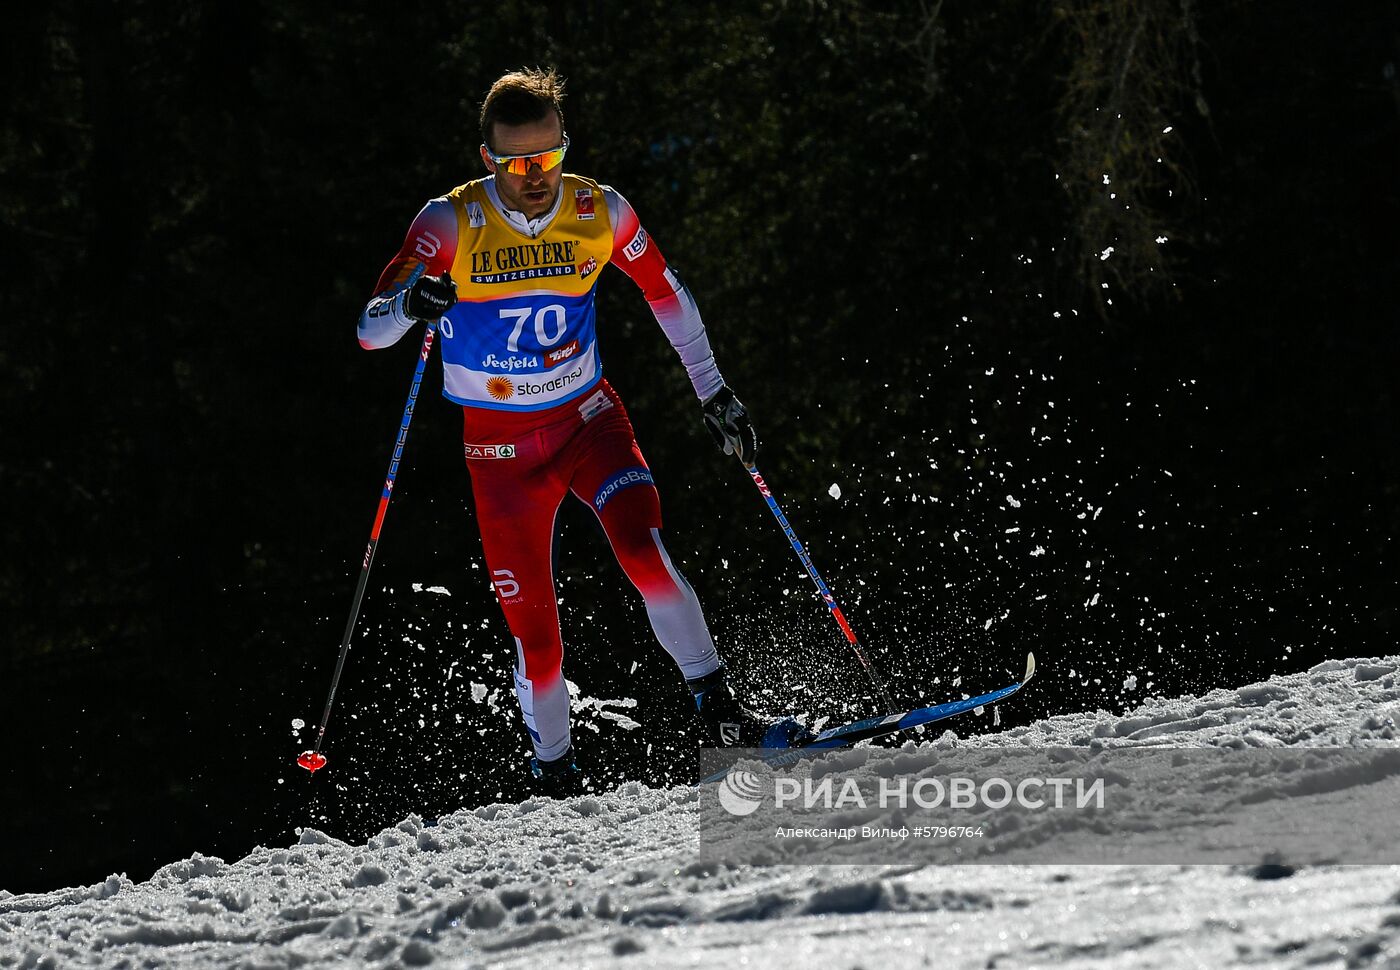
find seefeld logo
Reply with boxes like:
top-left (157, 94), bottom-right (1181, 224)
top-left (717, 768), bottom-right (765, 817)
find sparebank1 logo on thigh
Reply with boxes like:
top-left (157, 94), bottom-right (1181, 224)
top-left (594, 467), bottom-right (655, 511)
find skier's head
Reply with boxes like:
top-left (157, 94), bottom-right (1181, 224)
top-left (479, 67), bottom-right (569, 220)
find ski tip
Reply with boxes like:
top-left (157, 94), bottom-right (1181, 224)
top-left (1024, 652), bottom-right (1036, 683)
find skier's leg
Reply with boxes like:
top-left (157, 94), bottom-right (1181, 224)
top-left (600, 481), bottom-right (721, 680)
top-left (567, 403), bottom-right (720, 680)
top-left (464, 424), bottom-right (573, 762)
top-left (562, 387), bottom-right (809, 749)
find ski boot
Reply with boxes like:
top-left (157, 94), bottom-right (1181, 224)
top-left (686, 665), bottom-right (813, 749)
top-left (529, 745), bottom-right (587, 798)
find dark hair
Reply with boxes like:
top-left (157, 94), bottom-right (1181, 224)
top-left (479, 67), bottom-right (566, 151)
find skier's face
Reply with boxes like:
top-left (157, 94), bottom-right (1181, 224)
top-left (481, 114), bottom-right (567, 220)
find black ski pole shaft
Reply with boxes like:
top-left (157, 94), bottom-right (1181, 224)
top-left (298, 320), bottom-right (438, 773)
top-left (741, 460), bottom-right (894, 711)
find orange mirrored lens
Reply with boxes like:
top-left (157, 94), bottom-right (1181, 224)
top-left (501, 148), bottom-right (566, 176)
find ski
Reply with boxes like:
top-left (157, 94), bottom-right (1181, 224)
top-left (702, 653), bottom-right (1036, 781)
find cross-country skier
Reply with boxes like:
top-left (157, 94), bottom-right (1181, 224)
top-left (357, 68), bottom-right (806, 793)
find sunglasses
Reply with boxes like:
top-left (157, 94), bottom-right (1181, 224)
top-left (483, 134), bottom-right (570, 176)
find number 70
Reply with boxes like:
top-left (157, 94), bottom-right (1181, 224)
top-left (500, 304), bottom-right (567, 352)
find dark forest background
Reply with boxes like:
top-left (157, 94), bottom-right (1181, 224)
top-left (2, 1), bottom-right (1396, 893)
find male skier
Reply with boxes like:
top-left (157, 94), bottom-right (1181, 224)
top-left (357, 68), bottom-right (804, 792)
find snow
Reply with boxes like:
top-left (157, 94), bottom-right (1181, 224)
top-left (567, 681), bottom-right (642, 733)
top-left (4, 657), bottom-right (1399, 968)
top-left (412, 584), bottom-right (453, 596)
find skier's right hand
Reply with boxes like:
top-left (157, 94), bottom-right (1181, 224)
top-left (403, 271), bottom-right (456, 321)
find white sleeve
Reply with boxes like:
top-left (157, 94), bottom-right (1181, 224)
top-left (603, 185), bottom-right (725, 401)
top-left (357, 290), bottom-right (416, 350)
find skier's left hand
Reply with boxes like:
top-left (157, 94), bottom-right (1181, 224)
top-left (702, 385), bottom-right (757, 464)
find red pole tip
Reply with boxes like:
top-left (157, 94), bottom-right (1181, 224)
top-left (297, 750), bottom-right (328, 774)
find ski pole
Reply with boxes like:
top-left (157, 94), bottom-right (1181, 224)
top-left (298, 319), bottom-right (439, 775)
top-left (741, 461), bottom-right (894, 711)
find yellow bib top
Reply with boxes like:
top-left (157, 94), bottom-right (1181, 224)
top-left (437, 175), bottom-right (615, 411)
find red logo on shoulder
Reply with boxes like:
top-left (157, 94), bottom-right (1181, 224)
top-left (575, 189), bottom-right (596, 220)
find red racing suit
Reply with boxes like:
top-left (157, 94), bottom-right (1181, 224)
top-left (358, 174), bottom-right (723, 761)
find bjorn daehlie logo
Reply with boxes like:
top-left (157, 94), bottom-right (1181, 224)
top-left (413, 231), bottom-right (442, 260)
top-left (717, 768), bottom-right (765, 816)
top-left (492, 569), bottom-right (522, 604)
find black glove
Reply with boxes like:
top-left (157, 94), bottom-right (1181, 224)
top-left (702, 385), bottom-right (757, 464)
top-left (403, 271), bottom-right (456, 321)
